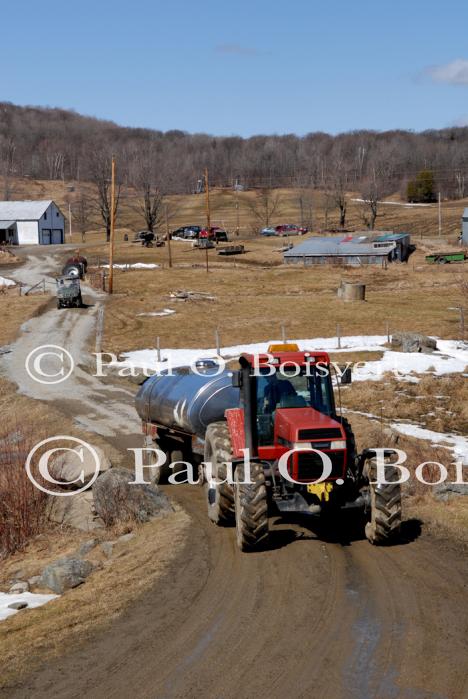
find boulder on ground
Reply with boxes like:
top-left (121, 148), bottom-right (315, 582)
top-left (92, 468), bottom-right (172, 526)
top-left (27, 576), bottom-right (41, 588)
top-left (47, 491), bottom-right (104, 532)
top-left (9, 581), bottom-right (29, 594)
top-left (391, 332), bottom-right (437, 354)
top-left (39, 557), bottom-right (96, 594)
top-left (76, 538), bottom-right (99, 557)
top-left (434, 483), bottom-right (468, 501)
top-left (49, 445), bottom-right (111, 490)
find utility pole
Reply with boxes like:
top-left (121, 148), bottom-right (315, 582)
top-left (68, 202), bottom-right (72, 240)
top-left (108, 155), bottom-right (116, 294)
top-left (235, 188), bottom-right (240, 237)
top-left (205, 168), bottom-right (211, 273)
top-left (165, 204), bottom-right (172, 268)
top-left (438, 191), bottom-right (442, 237)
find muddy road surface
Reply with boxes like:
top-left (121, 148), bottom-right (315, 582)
top-left (2, 251), bottom-right (467, 699)
top-left (6, 487), bottom-right (468, 699)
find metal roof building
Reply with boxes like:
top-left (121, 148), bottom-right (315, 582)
top-left (283, 235), bottom-right (398, 267)
top-left (0, 200), bottom-right (65, 245)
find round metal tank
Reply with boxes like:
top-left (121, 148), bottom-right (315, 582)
top-left (135, 363), bottom-right (240, 438)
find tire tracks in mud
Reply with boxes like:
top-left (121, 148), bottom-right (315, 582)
top-left (8, 486), bottom-right (468, 699)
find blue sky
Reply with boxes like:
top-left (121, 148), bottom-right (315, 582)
top-left (3, 0), bottom-right (468, 136)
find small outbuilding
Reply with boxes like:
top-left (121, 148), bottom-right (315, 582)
top-left (0, 200), bottom-right (65, 245)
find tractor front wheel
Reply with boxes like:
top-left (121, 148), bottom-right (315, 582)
top-left (364, 458), bottom-right (402, 545)
top-left (234, 461), bottom-right (269, 551)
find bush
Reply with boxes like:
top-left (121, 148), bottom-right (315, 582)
top-left (0, 424), bottom-right (48, 559)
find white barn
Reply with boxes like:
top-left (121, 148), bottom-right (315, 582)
top-left (0, 200), bottom-right (65, 245)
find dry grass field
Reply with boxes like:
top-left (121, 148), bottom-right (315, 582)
top-left (0, 294), bottom-right (51, 347)
top-left (7, 175), bottom-right (467, 239)
top-left (85, 243), bottom-right (466, 356)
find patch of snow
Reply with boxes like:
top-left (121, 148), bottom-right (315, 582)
top-left (0, 592), bottom-right (58, 622)
top-left (116, 334), bottom-right (468, 384)
top-left (351, 198), bottom-right (434, 208)
top-left (137, 309), bottom-right (176, 317)
top-left (0, 275), bottom-right (15, 287)
top-left (101, 263), bottom-right (159, 270)
top-left (390, 423), bottom-right (468, 465)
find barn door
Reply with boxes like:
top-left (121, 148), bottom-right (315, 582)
top-left (42, 229), bottom-right (51, 244)
top-left (52, 229), bottom-right (63, 244)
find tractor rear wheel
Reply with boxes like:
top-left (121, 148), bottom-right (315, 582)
top-left (203, 422), bottom-right (235, 526)
top-left (364, 458), bottom-right (402, 544)
top-left (234, 461), bottom-right (269, 551)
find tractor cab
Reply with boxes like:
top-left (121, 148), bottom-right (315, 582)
top-left (229, 344), bottom-right (349, 486)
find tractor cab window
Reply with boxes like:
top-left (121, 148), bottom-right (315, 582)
top-left (255, 365), bottom-right (335, 445)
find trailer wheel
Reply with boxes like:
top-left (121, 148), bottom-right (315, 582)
top-left (234, 461), bottom-right (269, 551)
top-left (364, 458), bottom-right (402, 545)
top-left (204, 422), bottom-right (235, 526)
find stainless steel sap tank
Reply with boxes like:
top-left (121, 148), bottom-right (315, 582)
top-left (135, 360), bottom-right (240, 438)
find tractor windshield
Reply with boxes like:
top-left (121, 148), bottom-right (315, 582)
top-left (255, 365), bottom-right (335, 445)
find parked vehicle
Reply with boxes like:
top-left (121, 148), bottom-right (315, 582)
top-left (199, 227), bottom-right (229, 242)
top-left (261, 224), bottom-right (308, 237)
top-left (56, 276), bottom-right (83, 309)
top-left (275, 224), bottom-right (307, 236)
top-left (172, 226), bottom-right (202, 240)
top-left (136, 343), bottom-right (401, 551)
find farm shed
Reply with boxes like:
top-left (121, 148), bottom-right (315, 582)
top-left (462, 208), bottom-right (468, 245)
top-left (374, 232), bottom-right (411, 261)
top-left (283, 236), bottom-right (396, 267)
top-left (0, 200), bottom-right (65, 245)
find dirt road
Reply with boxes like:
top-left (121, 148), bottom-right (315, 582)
top-left (6, 487), bottom-right (468, 699)
top-left (2, 250), bottom-right (468, 699)
top-left (2, 250), bottom-right (140, 440)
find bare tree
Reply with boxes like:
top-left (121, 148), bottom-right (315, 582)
top-left (245, 188), bottom-right (283, 230)
top-left (0, 137), bottom-right (16, 200)
top-left (89, 151), bottom-right (120, 241)
top-left (139, 183), bottom-right (164, 233)
top-left (321, 190), bottom-right (334, 231)
top-left (74, 193), bottom-right (93, 242)
top-left (329, 162), bottom-right (348, 228)
top-left (359, 165), bottom-right (391, 230)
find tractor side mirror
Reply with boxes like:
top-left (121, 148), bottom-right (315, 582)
top-left (340, 366), bottom-right (352, 385)
top-left (232, 371), bottom-right (242, 388)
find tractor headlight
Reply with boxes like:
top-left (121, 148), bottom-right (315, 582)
top-left (330, 440), bottom-right (346, 450)
top-left (292, 442), bottom-right (312, 450)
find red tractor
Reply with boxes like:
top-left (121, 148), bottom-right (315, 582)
top-left (136, 344), bottom-right (402, 551)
